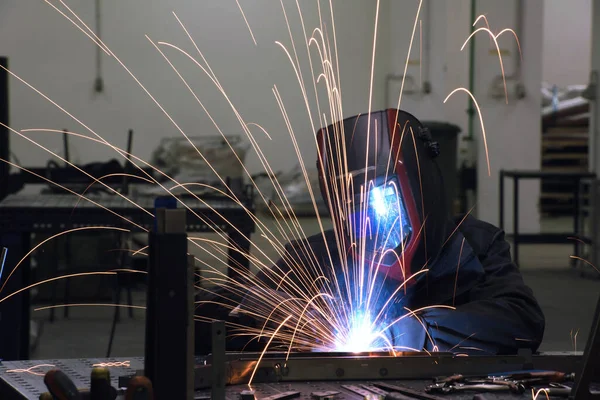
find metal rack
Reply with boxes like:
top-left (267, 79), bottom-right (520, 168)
top-left (499, 169), bottom-right (596, 267)
top-left (0, 190), bottom-right (256, 361)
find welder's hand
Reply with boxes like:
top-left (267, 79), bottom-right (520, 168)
top-left (383, 315), bottom-right (428, 353)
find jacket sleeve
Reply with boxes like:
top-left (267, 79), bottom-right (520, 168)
top-left (420, 230), bottom-right (546, 355)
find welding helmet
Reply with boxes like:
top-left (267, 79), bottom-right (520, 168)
top-left (316, 109), bottom-right (449, 283)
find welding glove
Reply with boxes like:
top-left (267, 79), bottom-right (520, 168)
top-left (383, 314), bottom-right (429, 353)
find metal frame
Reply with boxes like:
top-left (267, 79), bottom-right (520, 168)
top-left (144, 208), bottom-right (194, 399)
top-left (0, 353), bottom-right (584, 400)
top-left (499, 170), bottom-right (596, 266)
top-left (0, 192), bottom-right (255, 361)
top-left (192, 351), bottom-right (583, 388)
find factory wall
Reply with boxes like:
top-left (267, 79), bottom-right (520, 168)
top-left (542, 0), bottom-right (592, 87)
top-left (387, 0), bottom-right (543, 233)
top-left (0, 0), bottom-right (390, 176)
top-left (2, 1), bottom-right (544, 233)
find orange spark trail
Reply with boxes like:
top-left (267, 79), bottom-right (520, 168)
top-left (460, 27), bottom-right (508, 104)
top-left (235, 0), bottom-right (257, 45)
top-left (453, 238), bottom-right (466, 306)
top-left (43, 0), bottom-right (110, 54)
top-left (92, 361), bottom-right (131, 368)
top-left (2, 272), bottom-right (117, 305)
top-left (6, 364), bottom-right (56, 376)
top-left (249, 315), bottom-right (293, 386)
top-left (570, 256), bottom-right (600, 274)
top-left (0, 226), bottom-right (129, 294)
top-left (443, 88), bottom-right (490, 176)
top-left (133, 246), bottom-right (149, 256)
top-left (366, 0), bottom-right (381, 142)
top-left (3, 124), bottom-right (152, 218)
top-left (393, 0), bottom-right (423, 114)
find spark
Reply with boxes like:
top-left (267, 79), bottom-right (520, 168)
top-left (1, 0), bottom-right (508, 362)
top-left (43, 0), bottom-right (110, 54)
top-left (1, 272), bottom-right (117, 305)
top-left (20, 129), bottom-right (287, 271)
top-left (72, 172), bottom-right (156, 210)
top-left (0, 126), bottom-right (152, 224)
top-left (460, 24), bottom-right (522, 104)
top-left (453, 238), bottom-right (466, 306)
top-left (249, 315), bottom-right (293, 386)
top-left (569, 255), bottom-right (600, 274)
top-left (0, 226), bottom-right (129, 294)
top-left (392, 0), bottom-right (423, 115)
top-left (132, 246), bottom-right (149, 256)
top-left (92, 361), bottom-right (131, 368)
top-left (567, 236), bottom-right (588, 246)
top-left (235, 0), bottom-right (257, 45)
top-left (570, 328), bottom-right (580, 353)
top-left (473, 15), bottom-right (491, 29)
top-left (6, 364), bottom-right (56, 376)
top-left (444, 88), bottom-right (490, 176)
top-left (448, 332), bottom-right (479, 352)
top-left (366, 0), bottom-right (381, 142)
top-left (473, 14), bottom-right (523, 62)
top-left (0, 247), bottom-right (7, 287)
top-left (531, 388), bottom-right (551, 400)
top-left (110, 268), bottom-right (147, 274)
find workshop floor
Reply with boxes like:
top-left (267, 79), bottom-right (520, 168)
top-left (29, 215), bottom-right (599, 360)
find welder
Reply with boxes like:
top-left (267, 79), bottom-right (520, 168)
top-left (195, 109), bottom-right (545, 355)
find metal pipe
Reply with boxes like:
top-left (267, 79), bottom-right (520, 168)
top-left (422, 0), bottom-right (432, 93)
top-left (94, 0), bottom-right (104, 93)
top-left (467, 0), bottom-right (476, 140)
top-left (514, 0), bottom-right (524, 80)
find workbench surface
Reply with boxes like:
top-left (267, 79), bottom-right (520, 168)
top-left (0, 357), bottom-right (563, 400)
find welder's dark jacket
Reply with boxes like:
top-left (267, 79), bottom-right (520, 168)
top-left (256, 214), bottom-right (545, 355)
top-left (195, 214), bottom-right (545, 355)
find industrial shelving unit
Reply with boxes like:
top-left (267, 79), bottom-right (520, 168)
top-left (540, 124), bottom-right (590, 216)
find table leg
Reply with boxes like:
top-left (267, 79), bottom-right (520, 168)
top-left (513, 177), bottom-right (520, 267)
top-left (227, 230), bottom-right (252, 282)
top-left (0, 232), bottom-right (31, 360)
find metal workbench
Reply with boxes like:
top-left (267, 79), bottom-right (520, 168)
top-left (0, 191), bottom-right (256, 361)
top-left (0, 353), bottom-right (585, 400)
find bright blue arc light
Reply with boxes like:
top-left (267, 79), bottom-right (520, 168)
top-left (353, 177), bottom-right (412, 254)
